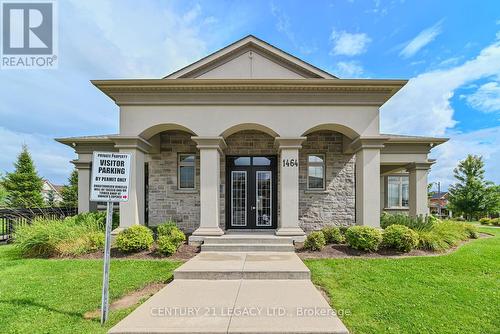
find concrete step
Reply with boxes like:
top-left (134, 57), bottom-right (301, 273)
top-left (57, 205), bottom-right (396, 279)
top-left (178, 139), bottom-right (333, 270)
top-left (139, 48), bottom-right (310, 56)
top-left (173, 252), bottom-right (311, 280)
top-left (201, 243), bottom-right (295, 252)
top-left (203, 236), bottom-right (293, 245)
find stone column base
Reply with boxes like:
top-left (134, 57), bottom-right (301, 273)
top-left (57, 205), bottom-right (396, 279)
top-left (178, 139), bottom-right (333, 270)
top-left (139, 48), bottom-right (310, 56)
top-left (275, 227), bottom-right (305, 237)
top-left (192, 227), bottom-right (225, 236)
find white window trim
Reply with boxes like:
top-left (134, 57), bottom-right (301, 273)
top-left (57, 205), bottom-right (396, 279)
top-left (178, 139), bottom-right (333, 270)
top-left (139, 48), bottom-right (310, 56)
top-left (385, 175), bottom-right (409, 209)
top-left (177, 153), bottom-right (196, 190)
top-left (307, 154), bottom-right (326, 190)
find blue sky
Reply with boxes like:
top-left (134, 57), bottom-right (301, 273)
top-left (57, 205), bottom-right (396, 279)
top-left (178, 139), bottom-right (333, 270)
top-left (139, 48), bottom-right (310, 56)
top-left (1, 0), bottom-right (499, 191)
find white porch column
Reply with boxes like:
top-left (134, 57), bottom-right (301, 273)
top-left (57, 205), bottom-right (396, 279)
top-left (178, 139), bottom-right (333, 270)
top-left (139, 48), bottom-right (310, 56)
top-left (351, 137), bottom-right (387, 227)
top-left (274, 137), bottom-right (306, 238)
top-left (113, 137), bottom-right (152, 228)
top-left (72, 160), bottom-right (97, 213)
top-left (191, 137), bottom-right (226, 237)
top-left (407, 162), bottom-right (433, 217)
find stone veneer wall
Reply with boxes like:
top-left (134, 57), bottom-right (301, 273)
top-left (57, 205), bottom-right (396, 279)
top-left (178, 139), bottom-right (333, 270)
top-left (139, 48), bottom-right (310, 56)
top-left (220, 130), bottom-right (278, 229)
top-left (148, 131), bottom-right (200, 232)
top-left (298, 131), bottom-right (355, 231)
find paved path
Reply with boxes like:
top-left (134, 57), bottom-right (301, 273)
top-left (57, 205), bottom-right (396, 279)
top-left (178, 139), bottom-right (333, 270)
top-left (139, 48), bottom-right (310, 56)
top-left (109, 248), bottom-right (349, 333)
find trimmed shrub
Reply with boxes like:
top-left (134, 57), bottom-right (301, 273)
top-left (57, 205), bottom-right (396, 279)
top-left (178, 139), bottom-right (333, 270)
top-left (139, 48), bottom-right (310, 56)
top-left (156, 221), bottom-right (186, 247)
top-left (115, 225), bottom-right (154, 252)
top-left (382, 224), bottom-right (419, 252)
top-left (345, 226), bottom-right (382, 252)
top-left (156, 221), bottom-right (178, 237)
top-left (321, 227), bottom-right (344, 244)
top-left (13, 218), bottom-right (105, 257)
top-left (380, 213), bottom-right (434, 231)
top-left (303, 231), bottom-right (326, 251)
top-left (339, 226), bottom-right (348, 236)
top-left (490, 218), bottom-right (500, 226)
top-left (479, 217), bottom-right (492, 225)
top-left (157, 235), bottom-right (178, 256)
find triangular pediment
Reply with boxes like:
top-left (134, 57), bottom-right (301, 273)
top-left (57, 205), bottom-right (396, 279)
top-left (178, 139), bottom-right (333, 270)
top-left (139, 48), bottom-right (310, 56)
top-left (164, 35), bottom-right (336, 79)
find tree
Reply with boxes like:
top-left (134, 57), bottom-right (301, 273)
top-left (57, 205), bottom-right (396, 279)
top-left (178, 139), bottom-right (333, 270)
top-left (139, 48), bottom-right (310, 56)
top-left (0, 173), bottom-right (7, 207)
top-left (61, 169), bottom-right (78, 207)
top-left (448, 155), bottom-right (498, 220)
top-left (46, 189), bottom-right (56, 207)
top-left (1, 145), bottom-right (44, 208)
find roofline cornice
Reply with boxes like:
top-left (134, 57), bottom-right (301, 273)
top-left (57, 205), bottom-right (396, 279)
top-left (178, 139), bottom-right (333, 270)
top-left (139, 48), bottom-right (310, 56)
top-left (91, 79), bottom-right (407, 106)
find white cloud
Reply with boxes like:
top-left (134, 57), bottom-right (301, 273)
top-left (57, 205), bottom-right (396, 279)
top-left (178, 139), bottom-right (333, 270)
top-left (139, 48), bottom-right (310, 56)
top-left (333, 61), bottom-right (364, 78)
top-left (465, 82), bottom-right (500, 113)
top-left (429, 126), bottom-right (500, 189)
top-left (330, 29), bottom-right (371, 56)
top-left (381, 34), bottom-right (500, 136)
top-left (399, 20), bottom-right (443, 58)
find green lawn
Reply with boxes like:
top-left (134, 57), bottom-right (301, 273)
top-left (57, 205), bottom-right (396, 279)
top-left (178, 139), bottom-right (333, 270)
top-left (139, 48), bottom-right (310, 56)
top-left (305, 226), bottom-right (500, 334)
top-left (0, 245), bottom-right (181, 333)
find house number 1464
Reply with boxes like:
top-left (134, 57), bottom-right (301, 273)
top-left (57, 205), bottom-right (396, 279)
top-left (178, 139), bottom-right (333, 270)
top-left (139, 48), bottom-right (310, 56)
top-left (282, 159), bottom-right (298, 167)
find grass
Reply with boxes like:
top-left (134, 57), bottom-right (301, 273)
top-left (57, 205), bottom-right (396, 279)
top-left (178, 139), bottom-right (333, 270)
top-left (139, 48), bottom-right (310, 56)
top-left (0, 245), bottom-right (182, 333)
top-left (305, 226), bottom-right (500, 334)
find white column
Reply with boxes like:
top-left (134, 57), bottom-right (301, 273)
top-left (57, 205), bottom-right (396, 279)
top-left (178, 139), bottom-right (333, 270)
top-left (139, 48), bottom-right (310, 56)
top-left (72, 160), bottom-right (97, 213)
top-left (351, 137), bottom-right (386, 227)
top-left (113, 137), bottom-right (151, 228)
top-left (275, 137), bottom-right (306, 238)
top-left (191, 137), bottom-right (226, 237)
top-left (408, 162), bottom-right (433, 217)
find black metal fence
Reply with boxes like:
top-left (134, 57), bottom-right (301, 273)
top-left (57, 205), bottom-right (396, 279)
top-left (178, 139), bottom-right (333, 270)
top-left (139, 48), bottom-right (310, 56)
top-left (0, 207), bottom-right (77, 242)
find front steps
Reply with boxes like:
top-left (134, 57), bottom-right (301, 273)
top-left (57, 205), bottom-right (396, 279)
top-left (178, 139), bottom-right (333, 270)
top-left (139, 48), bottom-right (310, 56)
top-left (200, 234), bottom-right (295, 252)
top-left (174, 252), bottom-right (310, 280)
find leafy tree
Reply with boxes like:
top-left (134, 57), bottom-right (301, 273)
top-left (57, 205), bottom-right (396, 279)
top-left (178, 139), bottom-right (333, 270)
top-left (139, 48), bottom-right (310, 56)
top-left (448, 155), bottom-right (498, 220)
top-left (61, 169), bottom-right (78, 207)
top-left (1, 145), bottom-right (44, 208)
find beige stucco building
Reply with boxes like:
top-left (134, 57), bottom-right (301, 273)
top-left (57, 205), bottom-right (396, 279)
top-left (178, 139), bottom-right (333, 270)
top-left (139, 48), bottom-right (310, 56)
top-left (57, 36), bottom-right (446, 243)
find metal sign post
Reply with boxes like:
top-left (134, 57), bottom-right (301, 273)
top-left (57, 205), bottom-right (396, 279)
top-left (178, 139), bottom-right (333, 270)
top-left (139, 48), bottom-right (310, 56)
top-left (90, 152), bottom-right (131, 325)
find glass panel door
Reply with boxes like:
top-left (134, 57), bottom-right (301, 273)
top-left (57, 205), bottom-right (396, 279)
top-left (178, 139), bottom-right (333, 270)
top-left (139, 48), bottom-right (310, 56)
top-left (231, 171), bottom-right (247, 226)
top-left (256, 171), bottom-right (272, 227)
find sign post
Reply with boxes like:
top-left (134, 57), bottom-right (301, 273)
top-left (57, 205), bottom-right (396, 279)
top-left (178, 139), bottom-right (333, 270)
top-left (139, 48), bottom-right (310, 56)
top-left (90, 152), bottom-right (131, 325)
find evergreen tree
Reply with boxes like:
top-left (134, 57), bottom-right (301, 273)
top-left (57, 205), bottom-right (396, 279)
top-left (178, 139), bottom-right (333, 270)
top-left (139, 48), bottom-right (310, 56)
top-left (61, 169), bottom-right (78, 207)
top-left (1, 145), bottom-right (44, 208)
top-left (47, 189), bottom-right (56, 207)
top-left (0, 173), bottom-right (7, 207)
top-left (448, 155), bottom-right (497, 220)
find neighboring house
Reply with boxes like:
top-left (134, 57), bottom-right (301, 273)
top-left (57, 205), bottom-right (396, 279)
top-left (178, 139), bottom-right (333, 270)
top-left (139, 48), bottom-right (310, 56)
top-left (429, 192), bottom-right (452, 218)
top-left (56, 35), bottom-right (447, 243)
top-left (42, 179), bottom-right (63, 204)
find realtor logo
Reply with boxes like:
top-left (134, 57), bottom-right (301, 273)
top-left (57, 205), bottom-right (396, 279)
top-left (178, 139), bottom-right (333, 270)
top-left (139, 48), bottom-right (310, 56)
top-left (1, 1), bottom-right (57, 68)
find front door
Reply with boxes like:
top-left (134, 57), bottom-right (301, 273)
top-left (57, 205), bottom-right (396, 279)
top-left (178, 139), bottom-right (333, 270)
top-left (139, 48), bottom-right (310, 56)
top-left (226, 156), bottom-right (277, 229)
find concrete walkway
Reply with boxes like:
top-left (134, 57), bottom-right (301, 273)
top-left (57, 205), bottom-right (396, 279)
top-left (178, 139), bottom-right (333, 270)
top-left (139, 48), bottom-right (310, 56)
top-left (109, 242), bottom-right (349, 333)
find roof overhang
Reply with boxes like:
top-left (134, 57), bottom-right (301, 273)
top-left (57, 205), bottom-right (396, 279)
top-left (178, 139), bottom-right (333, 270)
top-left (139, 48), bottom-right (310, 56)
top-left (91, 78), bottom-right (408, 106)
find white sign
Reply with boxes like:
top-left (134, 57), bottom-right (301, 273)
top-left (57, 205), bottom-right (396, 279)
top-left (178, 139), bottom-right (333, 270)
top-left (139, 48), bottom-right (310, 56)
top-left (90, 152), bottom-right (131, 202)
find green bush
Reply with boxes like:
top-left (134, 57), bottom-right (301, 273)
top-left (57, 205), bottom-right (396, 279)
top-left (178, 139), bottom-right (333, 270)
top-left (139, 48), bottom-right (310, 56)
top-left (417, 221), bottom-right (477, 251)
top-left (13, 218), bottom-right (105, 257)
top-left (156, 221), bottom-right (186, 247)
top-left (339, 226), bottom-right (348, 236)
top-left (380, 213), bottom-right (435, 231)
top-left (345, 226), bottom-right (382, 252)
top-left (321, 227), bottom-right (344, 244)
top-left (382, 224), bottom-right (419, 252)
top-left (115, 225), bottom-right (154, 252)
top-left (157, 235), bottom-right (178, 256)
top-left (64, 211), bottom-right (119, 231)
top-left (303, 231), bottom-right (326, 251)
top-left (490, 218), bottom-right (500, 226)
top-left (156, 221), bottom-right (178, 237)
top-left (479, 217), bottom-right (492, 225)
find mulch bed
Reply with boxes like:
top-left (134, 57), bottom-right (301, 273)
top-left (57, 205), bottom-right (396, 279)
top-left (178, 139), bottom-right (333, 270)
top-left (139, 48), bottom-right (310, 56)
top-left (297, 232), bottom-right (492, 260)
top-left (67, 243), bottom-right (200, 261)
